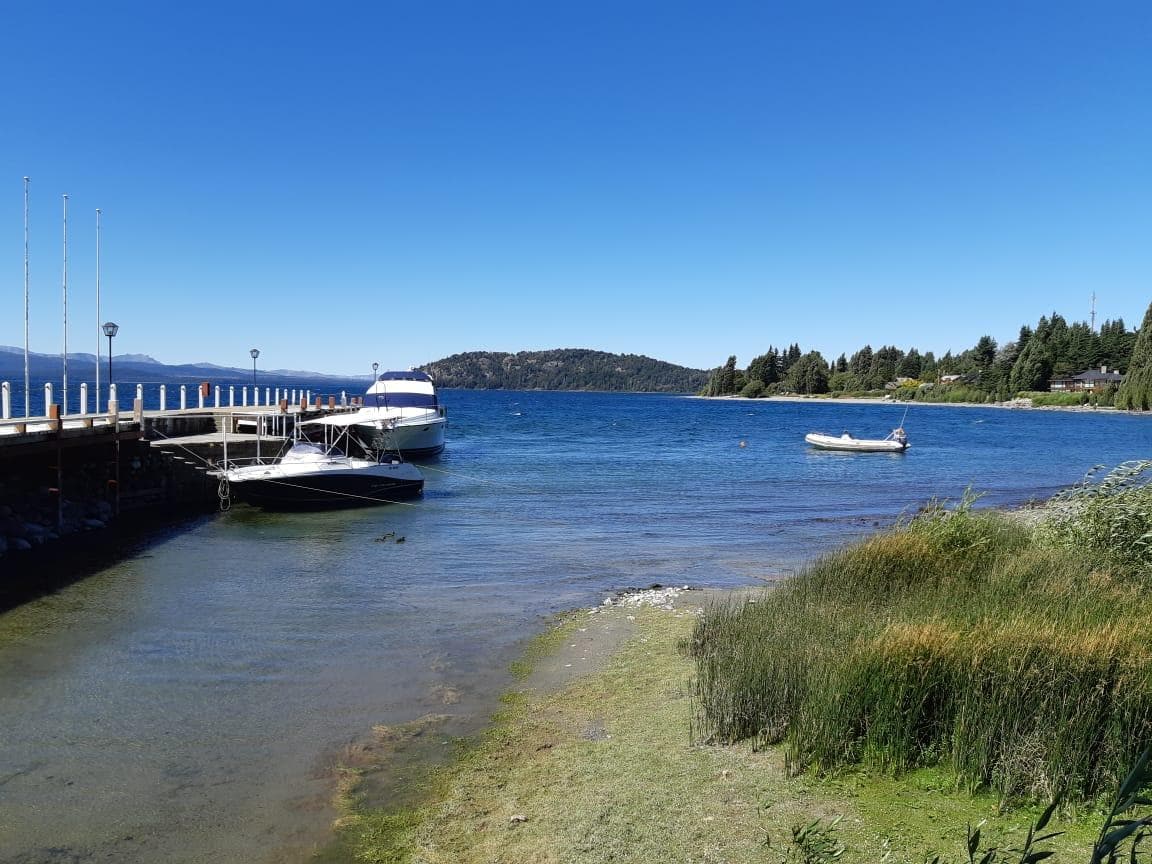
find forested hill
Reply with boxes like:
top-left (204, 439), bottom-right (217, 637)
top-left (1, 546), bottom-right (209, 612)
top-left (420, 350), bottom-right (709, 392)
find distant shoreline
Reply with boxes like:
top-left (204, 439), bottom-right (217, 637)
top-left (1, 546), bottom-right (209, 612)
top-left (697, 393), bottom-right (1138, 416)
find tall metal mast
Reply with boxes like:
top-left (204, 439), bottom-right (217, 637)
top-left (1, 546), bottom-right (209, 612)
top-left (23, 177), bottom-right (30, 417)
top-left (1091, 292), bottom-right (1097, 333)
top-left (96, 208), bottom-right (102, 399)
top-left (62, 193), bottom-right (69, 415)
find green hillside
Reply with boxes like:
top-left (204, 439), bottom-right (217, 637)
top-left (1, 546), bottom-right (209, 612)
top-left (420, 349), bottom-right (708, 393)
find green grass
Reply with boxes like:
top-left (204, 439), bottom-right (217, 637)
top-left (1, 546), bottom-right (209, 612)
top-left (1036, 461), bottom-right (1152, 570)
top-left (909, 385), bottom-right (992, 404)
top-left (1023, 391), bottom-right (1091, 407)
top-left (689, 485), bottom-right (1152, 804)
top-left (338, 605), bottom-right (1099, 863)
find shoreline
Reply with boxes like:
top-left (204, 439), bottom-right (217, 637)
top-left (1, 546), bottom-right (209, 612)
top-left (697, 393), bottom-right (1137, 415)
top-left (327, 585), bottom-right (1098, 863)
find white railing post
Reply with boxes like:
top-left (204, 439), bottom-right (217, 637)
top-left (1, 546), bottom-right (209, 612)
top-left (242, 386), bottom-right (248, 407)
top-left (264, 387), bottom-right (270, 406)
top-left (180, 384), bottom-right (187, 410)
top-left (198, 386), bottom-right (205, 409)
top-left (136, 384), bottom-right (144, 406)
top-left (341, 390), bottom-right (347, 407)
top-left (229, 386), bottom-right (235, 407)
top-left (214, 385), bottom-right (221, 408)
top-left (306, 390), bottom-right (312, 405)
top-left (160, 385), bottom-right (167, 411)
top-left (1, 382), bottom-right (10, 419)
top-left (80, 382), bottom-right (89, 414)
top-left (108, 383), bottom-right (118, 414)
top-left (44, 382), bottom-right (53, 416)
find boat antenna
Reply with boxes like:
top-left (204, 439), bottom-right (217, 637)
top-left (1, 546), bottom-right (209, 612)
top-left (372, 361), bottom-right (380, 409)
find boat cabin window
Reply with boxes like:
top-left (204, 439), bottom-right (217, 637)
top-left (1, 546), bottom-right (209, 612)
top-left (365, 393), bottom-right (438, 409)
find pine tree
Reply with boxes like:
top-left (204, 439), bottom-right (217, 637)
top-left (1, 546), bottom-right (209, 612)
top-left (1117, 303), bottom-right (1152, 410)
top-left (1009, 337), bottom-right (1054, 394)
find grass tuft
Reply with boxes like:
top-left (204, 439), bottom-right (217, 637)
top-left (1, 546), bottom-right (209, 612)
top-left (691, 477), bottom-right (1152, 803)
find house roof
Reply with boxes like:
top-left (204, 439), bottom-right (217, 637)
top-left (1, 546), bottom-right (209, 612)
top-left (1052, 369), bottom-right (1124, 384)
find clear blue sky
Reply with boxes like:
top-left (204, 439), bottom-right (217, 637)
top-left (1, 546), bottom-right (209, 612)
top-left (3, 1), bottom-right (1149, 375)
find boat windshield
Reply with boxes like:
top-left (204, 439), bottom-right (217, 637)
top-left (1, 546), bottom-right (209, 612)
top-left (363, 393), bottom-right (438, 409)
top-left (282, 443), bottom-right (343, 462)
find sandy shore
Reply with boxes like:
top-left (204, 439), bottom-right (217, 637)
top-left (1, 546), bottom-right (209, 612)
top-left (698, 393), bottom-right (1132, 415)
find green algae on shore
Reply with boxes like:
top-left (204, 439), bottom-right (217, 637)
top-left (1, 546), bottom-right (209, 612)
top-left (327, 595), bottom-right (1099, 864)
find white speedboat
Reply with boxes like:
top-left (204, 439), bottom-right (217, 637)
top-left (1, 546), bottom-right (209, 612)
top-left (341, 369), bottom-right (446, 458)
top-left (215, 441), bottom-right (424, 509)
top-left (804, 427), bottom-right (909, 453)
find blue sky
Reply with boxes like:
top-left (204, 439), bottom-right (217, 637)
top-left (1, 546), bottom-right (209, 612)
top-left (2, 1), bottom-right (1149, 375)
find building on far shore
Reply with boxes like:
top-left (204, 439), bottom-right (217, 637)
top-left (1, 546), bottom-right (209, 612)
top-left (1049, 365), bottom-right (1125, 393)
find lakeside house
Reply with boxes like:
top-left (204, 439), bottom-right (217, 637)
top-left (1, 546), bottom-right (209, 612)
top-left (1049, 365), bottom-right (1125, 393)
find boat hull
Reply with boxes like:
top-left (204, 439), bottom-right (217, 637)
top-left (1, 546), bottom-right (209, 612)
top-left (804, 433), bottom-right (908, 453)
top-left (358, 415), bottom-right (447, 458)
top-left (223, 463), bottom-right (424, 510)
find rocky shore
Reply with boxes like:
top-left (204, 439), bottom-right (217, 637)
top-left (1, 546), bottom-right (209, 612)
top-left (0, 498), bottom-right (114, 557)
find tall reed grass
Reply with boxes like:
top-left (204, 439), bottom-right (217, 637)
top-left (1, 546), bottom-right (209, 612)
top-left (1037, 461), bottom-right (1152, 570)
top-left (690, 482), bottom-right (1152, 802)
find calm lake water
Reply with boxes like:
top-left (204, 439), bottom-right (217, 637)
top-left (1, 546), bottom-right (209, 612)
top-left (1, 391), bottom-right (1149, 862)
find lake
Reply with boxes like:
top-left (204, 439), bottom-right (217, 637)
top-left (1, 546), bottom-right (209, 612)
top-left (0, 390), bottom-right (1148, 862)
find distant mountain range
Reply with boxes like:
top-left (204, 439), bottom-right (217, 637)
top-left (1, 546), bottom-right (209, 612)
top-left (0, 346), bottom-right (359, 386)
top-left (0, 346), bottom-right (710, 393)
top-left (420, 349), bottom-right (709, 393)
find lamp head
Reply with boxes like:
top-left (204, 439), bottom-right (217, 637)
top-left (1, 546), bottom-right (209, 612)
top-left (102, 321), bottom-right (119, 338)
top-left (250, 348), bottom-right (260, 360)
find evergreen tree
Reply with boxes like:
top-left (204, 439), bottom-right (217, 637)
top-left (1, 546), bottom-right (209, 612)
top-left (703, 356), bottom-right (740, 396)
top-left (1117, 303), bottom-right (1152, 410)
top-left (1067, 322), bottom-right (1097, 372)
top-left (848, 345), bottom-right (873, 376)
top-left (897, 348), bottom-right (923, 379)
top-left (1009, 338), bottom-right (1054, 393)
top-left (972, 335), bottom-right (997, 369)
top-left (921, 351), bottom-right (938, 380)
top-left (781, 343), bottom-right (802, 374)
top-left (784, 352), bottom-right (830, 394)
top-left (719, 355), bottom-right (738, 395)
top-left (989, 341), bottom-right (1020, 399)
top-left (747, 348), bottom-right (780, 385)
top-left (1100, 319), bottom-right (1136, 371)
top-left (867, 345), bottom-right (904, 388)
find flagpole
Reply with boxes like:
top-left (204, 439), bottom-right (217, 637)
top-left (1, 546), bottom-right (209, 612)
top-left (62, 193), bottom-right (68, 416)
top-left (23, 177), bottom-right (30, 417)
top-left (96, 208), bottom-right (102, 401)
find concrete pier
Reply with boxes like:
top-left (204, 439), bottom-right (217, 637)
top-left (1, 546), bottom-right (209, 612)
top-left (0, 394), bottom-right (363, 597)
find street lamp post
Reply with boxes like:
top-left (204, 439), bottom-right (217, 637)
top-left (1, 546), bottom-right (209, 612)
top-left (102, 321), bottom-right (118, 409)
top-left (372, 362), bottom-right (379, 408)
top-left (250, 348), bottom-right (260, 394)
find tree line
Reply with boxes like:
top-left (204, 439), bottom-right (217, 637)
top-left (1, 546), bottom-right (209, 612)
top-left (703, 304), bottom-right (1151, 407)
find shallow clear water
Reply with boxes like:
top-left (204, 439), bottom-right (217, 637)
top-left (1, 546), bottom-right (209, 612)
top-left (1, 391), bottom-right (1149, 862)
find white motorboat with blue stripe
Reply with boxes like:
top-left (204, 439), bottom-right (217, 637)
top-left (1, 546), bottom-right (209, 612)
top-left (335, 369), bottom-right (446, 458)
